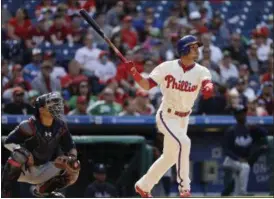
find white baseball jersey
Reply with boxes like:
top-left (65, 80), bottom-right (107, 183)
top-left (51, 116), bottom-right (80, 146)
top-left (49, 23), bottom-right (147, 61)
top-left (149, 59), bottom-right (211, 113)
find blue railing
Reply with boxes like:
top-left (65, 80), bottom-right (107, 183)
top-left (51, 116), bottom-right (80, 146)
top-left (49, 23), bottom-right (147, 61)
top-left (1, 115), bottom-right (273, 126)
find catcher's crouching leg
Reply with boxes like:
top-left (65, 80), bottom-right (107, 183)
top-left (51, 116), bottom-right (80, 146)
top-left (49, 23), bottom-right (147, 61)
top-left (34, 159), bottom-right (80, 197)
top-left (1, 147), bottom-right (31, 197)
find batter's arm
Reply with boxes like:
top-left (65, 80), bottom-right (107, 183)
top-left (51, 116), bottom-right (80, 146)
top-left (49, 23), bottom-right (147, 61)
top-left (200, 67), bottom-right (214, 99)
top-left (124, 61), bottom-right (157, 90)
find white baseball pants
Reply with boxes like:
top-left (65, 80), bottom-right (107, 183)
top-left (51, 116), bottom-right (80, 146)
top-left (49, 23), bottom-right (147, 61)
top-left (223, 156), bottom-right (250, 195)
top-left (136, 111), bottom-right (191, 193)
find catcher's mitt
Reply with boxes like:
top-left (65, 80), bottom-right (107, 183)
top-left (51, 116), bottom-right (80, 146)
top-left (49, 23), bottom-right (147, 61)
top-left (54, 155), bottom-right (80, 173)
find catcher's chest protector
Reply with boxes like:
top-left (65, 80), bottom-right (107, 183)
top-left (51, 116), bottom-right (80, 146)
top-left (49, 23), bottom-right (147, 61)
top-left (25, 118), bottom-right (65, 165)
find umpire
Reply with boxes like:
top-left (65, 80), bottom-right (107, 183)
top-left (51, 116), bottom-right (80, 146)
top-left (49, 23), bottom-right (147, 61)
top-left (221, 105), bottom-right (268, 196)
top-left (1, 92), bottom-right (80, 198)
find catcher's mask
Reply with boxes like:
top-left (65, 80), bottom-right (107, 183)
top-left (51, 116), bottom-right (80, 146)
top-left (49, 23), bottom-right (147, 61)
top-left (35, 92), bottom-right (64, 120)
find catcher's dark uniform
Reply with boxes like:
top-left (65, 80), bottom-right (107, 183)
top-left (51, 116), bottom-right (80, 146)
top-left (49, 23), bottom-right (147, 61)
top-left (1, 92), bottom-right (80, 198)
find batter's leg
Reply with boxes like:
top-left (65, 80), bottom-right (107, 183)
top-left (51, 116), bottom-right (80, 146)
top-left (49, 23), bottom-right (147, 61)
top-left (135, 133), bottom-right (178, 193)
top-left (176, 135), bottom-right (191, 192)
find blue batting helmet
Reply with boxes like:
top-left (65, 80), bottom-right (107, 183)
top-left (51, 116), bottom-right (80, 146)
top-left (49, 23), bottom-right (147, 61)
top-left (177, 35), bottom-right (202, 56)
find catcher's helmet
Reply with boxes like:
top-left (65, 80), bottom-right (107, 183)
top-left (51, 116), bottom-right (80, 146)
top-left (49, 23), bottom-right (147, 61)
top-left (34, 92), bottom-right (64, 120)
top-left (177, 35), bottom-right (202, 56)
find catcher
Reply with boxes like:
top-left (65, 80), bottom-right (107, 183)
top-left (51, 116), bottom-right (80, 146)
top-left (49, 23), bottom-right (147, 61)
top-left (1, 92), bottom-right (80, 198)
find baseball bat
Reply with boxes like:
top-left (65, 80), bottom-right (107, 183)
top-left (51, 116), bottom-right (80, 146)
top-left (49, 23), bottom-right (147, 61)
top-left (79, 9), bottom-right (127, 63)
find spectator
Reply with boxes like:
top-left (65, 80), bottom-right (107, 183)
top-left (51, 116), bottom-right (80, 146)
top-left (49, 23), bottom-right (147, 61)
top-left (60, 59), bottom-right (83, 88)
top-left (230, 78), bottom-right (251, 106)
top-left (219, 51), bottom-right (239, 84)
top-left (49, 14), bottom-right (73, 45)
top-left (246, 100), bottom-right (268, 116)
top-left (68, 79), bottom-right (97, 110)
top-left (225, 89), bottom-right (241, 114)
top-left (105, 1), bottom-right (124, 27)
top-left (68, 96), bottom-right (88, 115)
top-left (26, 15), bottom-right (49, 49)
top-left (121, 16), bottom-right (138, 50)
top-left (178, 0), bottom-right (189, 22)
top-left (200, 46), bottom-right (219, 71)
top-left (27, 90), bottom-right (40, 107)
top-left (23, 48), bottom-right (43, 82)
top-left (223, 32), bottom-right (249, 66)
top-left (260, 51), bottom-right (273, 83)
top-left (82, 0), bottom-right (96, 16)
top-left (69, 14), bottom-right (86, 44)
top-left (252, 26), bottom-right (272, 62)
top-left (238, 64), bottom-right (260, 95)
top-left (188, 0), bottom-right (212, 23)
top-left (208, 10), bottom-right (230, 48)
top-left (256, 100), bottom-right (270, 116)
top-left (31, 60), bottom-right (61, 94)
top-left (247, 44), bottom-right (262, 74)
top-left (35, 0), bottom-right (57, 18)
top-left (3, 77), bottom-right (32, 104)
top-left (133, 90), bottom-right (155, 115)
top-left (118, 99), bottom-right (140, 116)
top-left (163, 13), bottom-right (181, 36)
top-left (89, 13), bottom-right (112, 49)
top-left (199, 32), bottom-right (223, 64)
top-left (66, 75), bottom-right (88, 97)
top-left (7, 8), bottom-right (31, 41)
top-left (222, 105), bottom-right (268, 196)
top-left (92, 51), bottom-right (117, 84)
top-left (55, 3), bottom-right (71, 26)
top-left (3, 87), bottom-right (33, 115)
top-left (134, 7), bottom-right (163, 31)
top-left (1, 59), bottom-right (10, 89)
top-left (87, 87), bottom-right (122, 116)
top-left (74, 33), bottom-right (101, 73)
top-left (44, 51), bottom-right (67, 80)
top-left (257, 82), bottom-right (273, 115)
top-left (136, 17), bottom-right (154, 43)
top-left (188, 11), bottom-right (208, 35)
top-left (84, 163), bottom-right (118, 197)
top-left (4, 64), bottom-right (26, 90)
top-left (168, 4), bottom-right (188, 27)
top-left (41, 9), bottom-right (54, 31)
top-left (66, 0), bottom-right (81, 17)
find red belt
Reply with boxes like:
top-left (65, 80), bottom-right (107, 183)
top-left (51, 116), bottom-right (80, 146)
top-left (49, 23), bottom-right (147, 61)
top-left (167, 108), bottom-right (190, 118)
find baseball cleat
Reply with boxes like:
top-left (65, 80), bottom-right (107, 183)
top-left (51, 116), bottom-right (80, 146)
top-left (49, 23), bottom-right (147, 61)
top-left (48, 191), bottom-right (65, 198)
top-left (135, 185), bottom-right (153, 198)
top-left (30, 185), bottom-right (46, 197)
top-left (180, 190), bottom-right (191, 197)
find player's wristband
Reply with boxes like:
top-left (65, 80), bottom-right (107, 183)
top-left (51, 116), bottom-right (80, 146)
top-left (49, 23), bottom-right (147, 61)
top-left (130, 68), bottom-right (142, 82)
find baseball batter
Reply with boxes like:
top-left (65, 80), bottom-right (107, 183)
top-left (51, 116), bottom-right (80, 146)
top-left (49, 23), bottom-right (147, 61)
top-left (1, 92), bottom-right (80, 198)
top-left (125, 35), bottom-right (214, 197)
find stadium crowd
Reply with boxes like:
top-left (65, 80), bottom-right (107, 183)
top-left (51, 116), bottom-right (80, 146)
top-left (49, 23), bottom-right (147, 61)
top-left (1, 0), bottom-right (273, 117)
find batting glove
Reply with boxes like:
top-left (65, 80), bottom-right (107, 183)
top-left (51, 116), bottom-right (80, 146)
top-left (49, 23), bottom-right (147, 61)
top-left (201, 82), bottom-right (214, 99)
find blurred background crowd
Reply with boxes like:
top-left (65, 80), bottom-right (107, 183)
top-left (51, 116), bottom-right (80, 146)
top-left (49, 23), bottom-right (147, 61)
top-left (1, 0), bottom-right (273, 117)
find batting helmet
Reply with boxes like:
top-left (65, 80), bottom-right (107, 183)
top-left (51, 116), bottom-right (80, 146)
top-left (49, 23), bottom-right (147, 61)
top-left (177, 35), bottom-right (202, 56)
